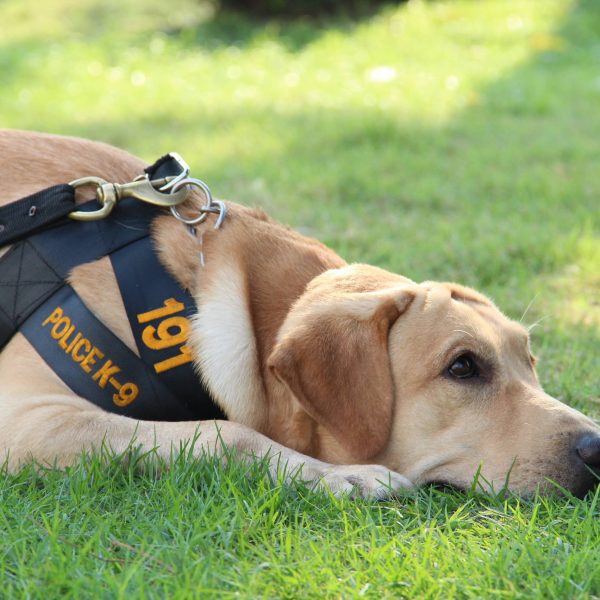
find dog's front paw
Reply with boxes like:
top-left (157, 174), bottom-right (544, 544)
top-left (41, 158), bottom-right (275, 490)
top-left (300, 462), bottom-right (413, 499)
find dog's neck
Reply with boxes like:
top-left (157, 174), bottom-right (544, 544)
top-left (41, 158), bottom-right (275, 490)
top-left (154, 201), bottom-right (347, 456)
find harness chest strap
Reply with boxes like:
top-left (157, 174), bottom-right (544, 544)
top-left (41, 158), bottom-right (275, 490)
top-left (0, 162), bottom-right (225, 422)
top-left (21, 284), bottom-right (183, 418)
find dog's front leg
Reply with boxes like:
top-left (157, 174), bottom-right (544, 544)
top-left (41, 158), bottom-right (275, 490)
top-left (2, 399), bottom-right (412, 498)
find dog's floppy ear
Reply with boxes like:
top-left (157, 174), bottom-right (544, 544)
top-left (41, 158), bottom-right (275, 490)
top-left (268, 270), bottom-right (415, 460)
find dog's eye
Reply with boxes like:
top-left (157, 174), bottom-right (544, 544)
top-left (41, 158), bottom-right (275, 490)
top-left (448, 354), bottom-right (478, 379)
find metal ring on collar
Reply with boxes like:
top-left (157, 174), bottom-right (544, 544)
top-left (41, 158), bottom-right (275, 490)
top-left (169, 178), bottom-right (226, 229)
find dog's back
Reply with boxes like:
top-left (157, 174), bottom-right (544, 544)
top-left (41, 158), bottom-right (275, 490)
top-left (0, 129), bottom-right (145, 206)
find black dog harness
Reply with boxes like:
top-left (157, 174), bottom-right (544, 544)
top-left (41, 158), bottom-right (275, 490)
top-left (0, 155), bottom-right (225, 421)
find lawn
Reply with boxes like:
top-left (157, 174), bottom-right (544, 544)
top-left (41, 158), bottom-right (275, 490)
top-left (1, 0), bottom-right (600, 597)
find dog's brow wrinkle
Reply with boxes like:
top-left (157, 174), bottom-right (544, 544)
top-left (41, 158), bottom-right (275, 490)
top-left (422, 287), bottom-right (433, 310)
top-left (452, 329), bottom-right (475, 339)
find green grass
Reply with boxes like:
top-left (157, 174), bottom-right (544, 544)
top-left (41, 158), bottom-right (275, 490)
top-left (3, 451), bottom-right (600, 598)
top-left (1, 0), bottom-right (600, 597)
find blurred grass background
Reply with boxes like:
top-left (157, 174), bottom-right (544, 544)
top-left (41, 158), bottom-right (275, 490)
top-left (3, 0), bottom-right (598, 409)
top-left (1, 0), bottom-right (600, 597)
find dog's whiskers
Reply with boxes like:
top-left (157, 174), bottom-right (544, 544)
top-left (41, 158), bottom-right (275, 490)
top-left (186, 225), bottom-right (207, 267)
top-left (198, 230), bottom-right (206, 267)
top-left (527, 316), bottom-right (550, 333)
top-left (520, 294), bottom-right (539, 323)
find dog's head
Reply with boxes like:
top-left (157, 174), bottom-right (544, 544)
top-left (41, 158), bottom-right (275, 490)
top-left (268, 264), bottom-right (600, 497)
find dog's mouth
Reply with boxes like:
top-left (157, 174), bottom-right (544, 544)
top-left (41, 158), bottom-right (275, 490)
top-left (425, 479), bottom-right (460, 492)
top-left (425, 469), bottom-right (600, 498)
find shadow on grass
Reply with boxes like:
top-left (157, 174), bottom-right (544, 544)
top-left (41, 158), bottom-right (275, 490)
top-left (167, 2), bottom-right (405, 52)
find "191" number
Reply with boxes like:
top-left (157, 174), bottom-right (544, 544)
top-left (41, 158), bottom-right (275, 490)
top-left (137, 298), bottom-right (193, 374)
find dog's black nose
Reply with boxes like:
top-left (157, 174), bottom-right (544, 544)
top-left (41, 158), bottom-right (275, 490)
top-left (576, 434), bottom-right (600, 466)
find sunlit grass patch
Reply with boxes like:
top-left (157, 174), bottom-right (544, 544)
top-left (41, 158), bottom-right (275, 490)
top-left (0, 0), bottom-right (572, 135)
top-left (545, 233), bottom-right (600, 329)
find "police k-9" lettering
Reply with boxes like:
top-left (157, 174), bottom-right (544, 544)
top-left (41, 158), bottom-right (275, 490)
top-left (42, 307), bottom-right (139, 407)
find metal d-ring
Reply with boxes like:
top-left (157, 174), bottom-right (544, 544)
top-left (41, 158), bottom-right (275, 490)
top-left (157, 152), bottom-right (191, 192)
top-left (169, 177), bottom-right (227, 229)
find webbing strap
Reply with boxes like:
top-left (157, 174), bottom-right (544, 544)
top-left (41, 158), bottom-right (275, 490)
top-left (0, 198), bottom-right (225, 421)
top-left (0, 198), bottom-right (152, 347)
top-left (110, 236), bottom-right (225, 420)
top-left (0, 154), bottom-right (226, 421)
top-left (0, 239), bottom-right (63, 349)
top-left (28, 197), bottom-right (155, 277)
top-left (0, 184), bottom-right (76, 246)
top-left (20, 285), bottom-right (197, 420)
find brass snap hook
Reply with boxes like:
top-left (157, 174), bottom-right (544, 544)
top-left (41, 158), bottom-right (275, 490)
top-left (112, 177), bottom-right (189, 207)
top-left (68, 175), bottom-right (190, 221)
top-left (68, 176), bottom-right (117, 221)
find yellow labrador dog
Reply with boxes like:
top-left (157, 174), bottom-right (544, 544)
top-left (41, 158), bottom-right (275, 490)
top-left (1, 129), bottom-right (599, 497)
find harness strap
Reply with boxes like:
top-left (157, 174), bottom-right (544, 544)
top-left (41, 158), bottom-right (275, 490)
top-left (110, 236), bottom-right (224, 420)
top-left (0, 239), bottom-right (63, 349)
top-left (0, 184), bottom-right (76, 246)
top-left (20, 285), bottom-right (197, 420)
top-left (0, 195), bottom-right (225, 421)
top-left (0, 197), bottom-right (151, 346)
top-left (144, 153), bottom-right (186, 180)
top-left (26, 197), bottom-right (153, 277)
top-left (0, 153), bottom-right (227, 421)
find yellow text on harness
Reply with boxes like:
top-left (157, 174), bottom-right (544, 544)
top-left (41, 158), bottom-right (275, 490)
top-left (41, 307), bottom-right (139, 406)
top-left (136, 298), bottom-right (193, 374)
